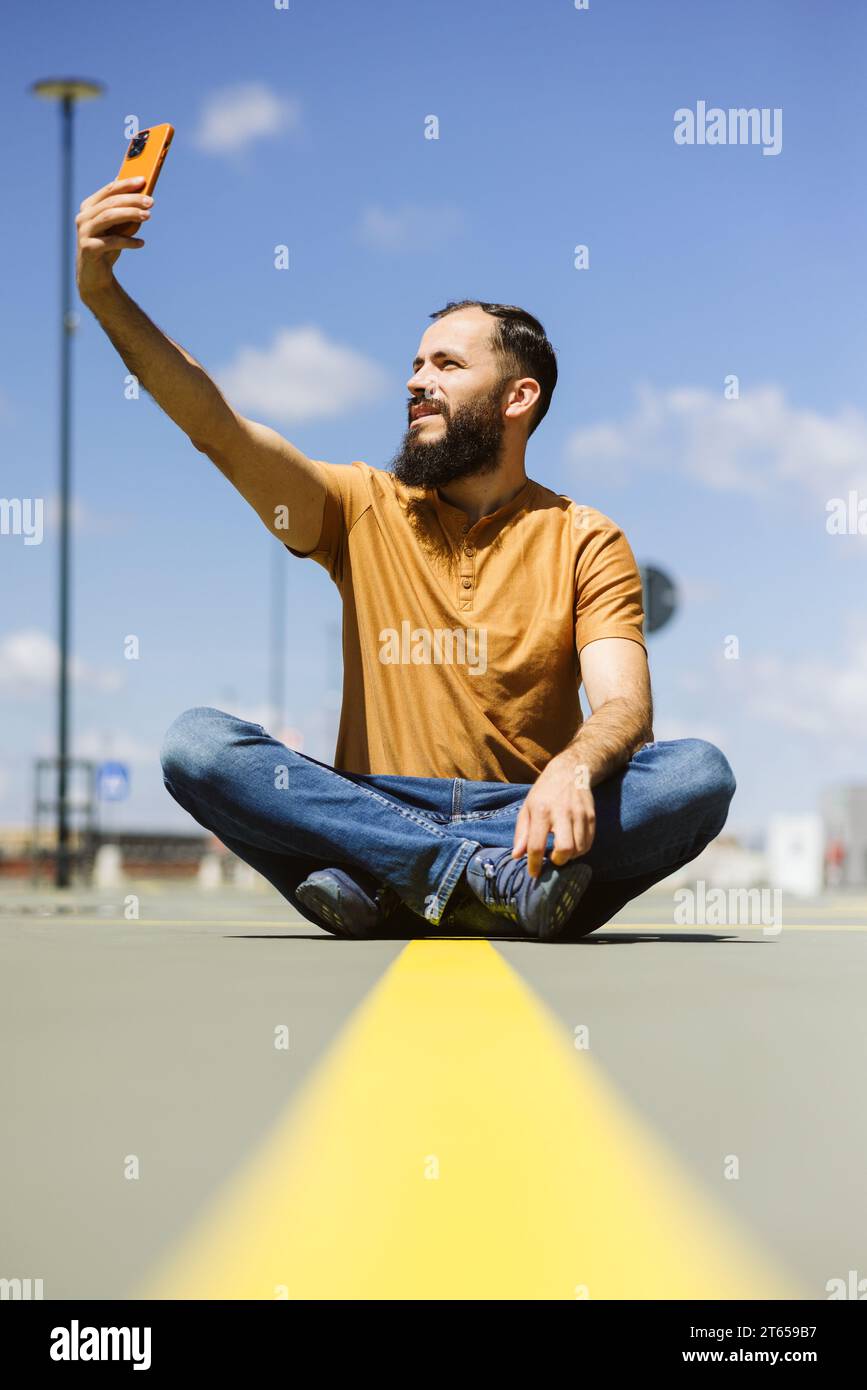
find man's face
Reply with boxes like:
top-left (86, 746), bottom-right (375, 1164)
top-left (389, 307), bottom-right (511, 488)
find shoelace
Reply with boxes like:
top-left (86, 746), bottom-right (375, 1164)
top-left (480, 853), bottom-right (527, 907)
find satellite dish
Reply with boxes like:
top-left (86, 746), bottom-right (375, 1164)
top-left (639, 564), bottom-right (679, 635)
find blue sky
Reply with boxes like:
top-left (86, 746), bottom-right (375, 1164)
top-left (1, 0), bottom-right (865, 840)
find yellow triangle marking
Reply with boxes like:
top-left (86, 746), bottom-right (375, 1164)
top-left (141, 939), bottom-right (800, 1299)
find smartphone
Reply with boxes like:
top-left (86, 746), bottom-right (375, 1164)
top-left (113, 123), bottom-right (174, 237)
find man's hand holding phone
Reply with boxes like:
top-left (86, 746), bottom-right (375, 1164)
top-left (76, 122), bottom-right (173, 302)
top-left (75, 176), bottom-right (152, 302)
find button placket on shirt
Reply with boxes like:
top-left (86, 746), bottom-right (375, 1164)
top-left (457, 522), bottom-right (477, 612)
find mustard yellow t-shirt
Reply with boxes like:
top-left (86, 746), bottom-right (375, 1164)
top-left (287, 461), bottom-right (646, 783)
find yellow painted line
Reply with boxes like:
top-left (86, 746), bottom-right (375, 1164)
top-left (800, 906), bottom-right (867, 914)
top-left (786, 923), bottom-right (867, 930)
top-left (23, 919), bottom-right (867, 932)
top-left (603, 923), bottom-right (867, 934)
top-left (141, 939), bottom-right (800, 1300)
top-left (741, 923), bottom-right (867, 932)
top-left (14, 920), bottom-right (310, 929)
top-left (768, 924), bottom-right (867, 932)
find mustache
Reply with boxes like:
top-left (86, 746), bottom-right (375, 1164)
top-left (407, 398), bottom-right (447, 422)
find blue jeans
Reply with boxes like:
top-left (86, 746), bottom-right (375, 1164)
top-left (159, 711), bottom-right (733, 939)
top-left (159, 707), bottom-right (736, 939)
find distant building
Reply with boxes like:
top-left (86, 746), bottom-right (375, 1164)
top-left (821, 785), bottom-right (867, 888)
top-left (0, 826), bottom-right (210, 881)
top-left (766, 814), bottom-right (824, 897)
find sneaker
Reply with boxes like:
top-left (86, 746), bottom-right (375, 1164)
top-left (295, 867), bottom-right (399, 939)
top-left (464, 847), bottom-right (592, 941)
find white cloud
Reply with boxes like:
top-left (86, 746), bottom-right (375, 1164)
top-left (74, 730), bottom-right (159, 764)
top-left (44, 495), bottom-right (124, 536)
top-left (674, 612), bottom-right (867, 746)
top-left (215, 326), bottom-right (390, 424)
top-left (193, 83), bottom-right (300, 155)
top-left (652, 716), bottom-right (725, 746)
top-left (358, 203), bottom-right (464, 251)
top-left (676, 575), bottom-right (722, 606)
top-left (0, 630), bottom-right (56, 690)
top-left (0, 630), bottom-right (123, 696)
top-left (745, 644), bottom-right (867, 742)
top-left (566, 384), bottom-right (867, 501)
top-left (659, 616), bottom-right (867, 747)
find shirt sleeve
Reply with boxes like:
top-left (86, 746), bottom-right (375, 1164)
top-left (573, 509), bottom-right (647, 655)
top-left (283, 461), bottom-right (370, 586)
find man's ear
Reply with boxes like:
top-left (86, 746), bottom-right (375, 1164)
top-left (504, 377), bottom-right (541, 424)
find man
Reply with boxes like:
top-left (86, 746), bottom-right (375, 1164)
top-left (75, 174), bottom-right (735, 941)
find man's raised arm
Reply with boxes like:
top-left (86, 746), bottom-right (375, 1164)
top-left (75, 174), bottom-right (326, 552)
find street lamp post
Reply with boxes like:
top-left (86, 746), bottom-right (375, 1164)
top-left (31, 78), bottom-right (104, 887)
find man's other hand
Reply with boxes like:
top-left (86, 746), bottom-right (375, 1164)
top-left (512, 751), bottom-right (595, 879)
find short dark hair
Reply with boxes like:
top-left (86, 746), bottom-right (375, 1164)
top-left (428, 299), bottom-right (558, 436)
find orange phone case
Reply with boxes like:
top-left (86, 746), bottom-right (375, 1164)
top-left (114, 123), bottom-right (174, 236)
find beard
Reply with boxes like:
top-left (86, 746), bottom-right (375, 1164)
top-left (388, 381), bottom-right (508, 489)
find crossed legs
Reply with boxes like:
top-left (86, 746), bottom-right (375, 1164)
top-left (159, 707), bottom-right (736, 939)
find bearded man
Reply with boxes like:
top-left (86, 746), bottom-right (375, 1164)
top-left (76, 175), bottom-right (734, 940)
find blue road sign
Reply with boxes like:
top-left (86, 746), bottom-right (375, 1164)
top-left (96, 761), bottom-right (130, 801)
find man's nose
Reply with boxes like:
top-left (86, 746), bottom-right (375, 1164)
top-left (406, 372), bottom-right (436, 397)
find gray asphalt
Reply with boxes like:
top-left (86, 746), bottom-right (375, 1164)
top-left (1, 881), bottom-right (865, 1299)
